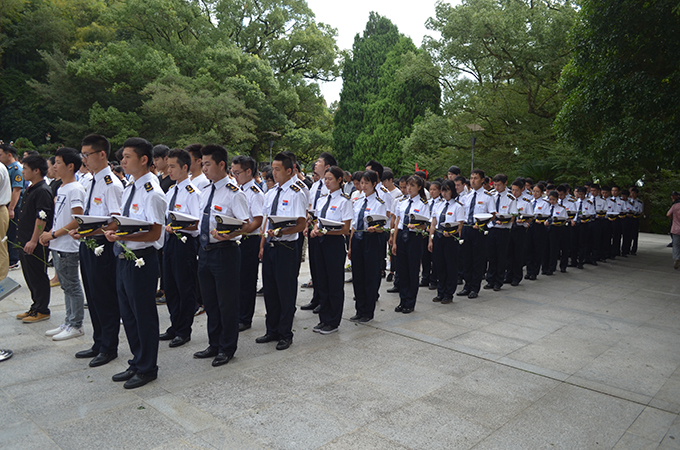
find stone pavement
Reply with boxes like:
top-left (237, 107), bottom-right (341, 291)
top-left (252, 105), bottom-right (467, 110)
top-left (1, 232), bottom-right (679, 450)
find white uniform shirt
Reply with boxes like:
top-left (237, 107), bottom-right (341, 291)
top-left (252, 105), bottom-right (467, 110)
top-left (315, 189), bottom-right (353, 224)
top-left (631, 198), bottom-right (643, 215)
top-left (84, 167), bottom-right (124, 217)
top-left (432, 197), bottom-right (465, 228)
top-left (576, 198), bottom-right (596, 221)
top-left (489, 189), bottom-right (517, 229)
top-left (515, 196), bottom-right (534, 228)
top-left (531, 197), bottom-right (551, 218)
top-left (308, 179), bottom-right (330, 212)
top-left (605, 196), bottom-right (620, 216)
top-left (376, 182), bottom-right (394, 214)
top-left (165, 178), bottom-right (201, 237)
top-left (396, 194), bottom-right (429, 232)
top-left (240, 178), bottom-right (265, 235)
top-left (50, 181), bottom-right (85, 253)
top-left (191, 173), bottom-right (211, 191)
top-left (118, 172), bottom-right (168, 250)
top-left (463, 187), bottom-right (497, 225)
top-left (0, 162), bottom-right (11, 205)
top-left (352, 191), bottom-right (388, 230)
top-left (593, 195), bottom-right (608, 216)
top-left (198, 177), bottom-right (249, 245)
top-left (559, 196), bottom-right (577, 218)
top-left (262, 177), bottom-right (307, 242)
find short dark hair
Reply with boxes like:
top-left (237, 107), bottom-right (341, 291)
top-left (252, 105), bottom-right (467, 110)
top-left (441, 179), bottom-right (456, 193)
top-left (0, 143), bottom-right (18, 157)
top-left (414, 170), bottom-right (428, 181)
top-left (493, 173), bottom-right (508, 184)
top-left (232, 155), bottom-right (256, 175)
top-left (556, 184), bottom-right (568, 193)
top-left (122, 137), bottom-right (153, 167)
top-left (381, 169), bottom-right (394, 182)
top-left (430, 180), bottom-right (442, 191)
top-left (601, 185), bottom-right (611, 191)
top-left (365, 160), bottom-right (383, 179)
top-left (184, 143), bottom-right (203, 160)
top-left (48, 156), bottom-right (56, 165)
top-left (281, 151), bottom-right (297, 168)
top-left (81, 134), bottom-right (111, 157)
top-left (167, 148), bottom-right (191, 171)
top-left (22, 154), bottom-right (48, 177)
top-left (55, 147), bottom-right (82, 172)
top-left (22, 150), bottom-right (39, 159)
top-left (576, 186), bottom-right (587, 194)
top-left (351, 171), bottom-right (364, 182)
top-left (112, 165), bottom-right (125, 176)
top-left (152, 144), bottom-right (170, 159)
top-left (621, 189), bottom-right (630, 196)
top-left (511, 180), bottom-right (524, 189)
top-left (453, 175), bottom-right (466, 185)
top-left (201, 144), bottom-right (229, 166)
top-left (318, 152), bottom-right (337, 167)
top-left (630, 187), bottom-right (639, 194)
top-left (548, 190), bottom-right (559, 199)
top-left (327, 166), bottom-right (344, 181)
top-left (524, 177), bottom-right (534, 186)
top-left (273, 152), bottom-right (294, 171)
top-left (448, 166), bottom-right (461, 176)
top-left (591, 183), bottom-right (601, 190)
top-left (398, 175), bottom-right (409, 184)
top-left (471, 169), bottom-right (485, 179)
top-left (360, 169), bottom-right (379, 185)
top-left (535, 182), bottom-right (547, 191)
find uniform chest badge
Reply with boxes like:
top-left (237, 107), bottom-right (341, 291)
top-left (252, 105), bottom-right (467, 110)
top-left (330, 206), bottom-right (337, 212)
top-left (282, 200), bottom-right (288, 206)
top-left (94, 197), bottom-right (102, 205)
top-left (414, 209), bottom-right (420, 213)
top-left (132, 204), bottom-right (139, 212)
top-left (214, 205), bottom-right (222, 212)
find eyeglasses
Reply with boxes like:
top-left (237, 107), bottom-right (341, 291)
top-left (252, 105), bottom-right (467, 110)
top-left (231, 169), bottom-right (243, 177)
top-left (81, 151), bottom-right (98, 159)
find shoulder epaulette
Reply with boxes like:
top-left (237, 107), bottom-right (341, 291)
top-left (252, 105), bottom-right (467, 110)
top-left (380, 186), bottom-right (389, 192)
top-left (227, 183), bottom-right (238, 192)
top-left (507, 193), bottom-right (516, 201)
top-left (484, 190), bottom-right (493, 196)
top-left (522, 197), bottom-right (532, 202)
top-left (186, 185), bottom-right (195, 194)
top-left (376, 196), bottom-right (385, 204)
top-left (420, 196), bottom-right (427, 203)
top-left (587, 199), bottom-right (593, 205)
top-left (399, 196), bottom-right (407, 202)
top-left (104, 175), bottom-right (113, 185)
top-left (250, 185), bottom-right (261, 194)
top-left (295, 180), bottom-right (305, 189)
top-left (456, 200), bottom-right (464, 206)
top-left (341, 193), bottom-right (350, 200)
top-left (144, 182), bottom-right (153, 192)
top-left (168, 184), bottom-right (176, 190)
top-left (290, 184), bottom-right (300, 193)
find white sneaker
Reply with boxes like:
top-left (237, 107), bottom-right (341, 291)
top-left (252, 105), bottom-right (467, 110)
top-left (52, 326), bottom-right (84, 341)
top-left (45, 324), bottom-right (67, 337)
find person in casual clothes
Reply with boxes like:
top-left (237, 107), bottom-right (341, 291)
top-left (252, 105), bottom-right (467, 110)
top-left (15, 155), bottom-right (54, 323)
top-left (39, 148), bottom-right (86, 340)
top-left (0, 144), bottom-right (24, 269)
top-left (667, 194), bottom-right (680, 269)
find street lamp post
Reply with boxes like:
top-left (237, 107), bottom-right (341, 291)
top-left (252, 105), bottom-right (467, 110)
top-left (465, 124), bottom-right (484, 173)
top-left (263, 131), bottom-right (281, 165)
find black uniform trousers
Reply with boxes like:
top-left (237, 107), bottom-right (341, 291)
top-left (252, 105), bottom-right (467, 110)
top-left (486, 227), bottom-right (510, 288)
top-left (396, 230), bottom-right (424, 309)
top-left (117, 250), bottom-right (159, 377)
top-left (578, 222), bottom-right (593, 264)
top-left (546, 225), bottom-right (565, 273)
top-left (238, 235), bottom-right (260, 326)
top-left (313, 234), bottom-right (346, 328)
top-left (591, 218), bottom-right (605, 261)
top-left (602, 219), bottom-right (613, 260)
top-left (421, 241), bottom-right (434, 284)
top-left (569, 223), bottom-right (580, 265)
top-left (621, 217), bottom-right (633, 256)
top-left (557, 225), bottom-right (570, 271)
top-left (505, 225), bottom-right (527, 284)
top-left (631, 217), bottom-right (640, 254)
top-left (432, 233), bottom-right (459, 300)
top-left (19, 245), bottom-right (50, 314)
top-left (307, 235), bottom-right (320, 307)
top-left (296, 232), bottom-right (305, 274)
top-left (262, 239), bottom-right (298, 341)
top-left (198, 244), bottom-right (240, 356)
top-left (461, 226), bottom-right (487, 293)
top-left (611, 218), bottom-right (622, 257)
top-left (163, 235), bottom-right (198, 338)
top-left (80, 240), bottom-right (120, 354)
top-left (526, 223), bottom-right (547, 277)
top-left (351, 232), bottom-right (384, 319)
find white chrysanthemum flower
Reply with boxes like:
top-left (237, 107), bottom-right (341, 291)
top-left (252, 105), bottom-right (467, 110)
top-left (135, 258), bottom-right (145, 268)
top-left (459, 239), bottom-right (465, 245)
top-left (1, 236), bottom-right (7, 243)
top-left (484, 231), bottom-right (489, 235)
top-left (320, 228), bottom-right (328, 235)
top-left (38, 210), bottom-right (47, 220)
top-left (94, 245), bottom-right (104, 256)
top-left (180, 235), bottom-right (187, 243)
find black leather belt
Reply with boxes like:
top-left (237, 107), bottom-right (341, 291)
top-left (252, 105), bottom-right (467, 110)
top-left (119, 246), bottom-right (156, 259)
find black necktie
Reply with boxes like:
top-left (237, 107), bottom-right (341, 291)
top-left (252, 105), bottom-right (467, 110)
top-left (122, 184), bottom-right (136, 216)
top-left (320, 194), bottom-right (332, 218)
top-left (84, 177), bottom-right (96, 215)
top-left (467, 192), bottom-right (477, 224)
top-left (200, 184), bottom-right (216, 245)
top-left (403, 199), bottom-right (413, 225)
top-left (550, 204), bottom-right (555, 217)
top-left (313, 182), bottom-right (322, 210)
top-left (270, 187), bottom-right (283, 216)
top-left (439, 201), bottom-right (449, 226)
top-left (496, 194), bottom-right (501, 213)
top-left (356, 198), bottom-right (368, 230)
top-left (533, 199), bottom-right (538, 210)
top-left (168, 185), bottom-right (179, 212)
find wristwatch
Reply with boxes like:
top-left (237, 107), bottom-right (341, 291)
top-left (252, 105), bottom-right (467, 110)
top-left (51, 230), bottom-right (56, 239)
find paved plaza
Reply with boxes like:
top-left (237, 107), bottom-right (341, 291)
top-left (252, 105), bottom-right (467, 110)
top-left (1, 232), bottom-right (679, 449)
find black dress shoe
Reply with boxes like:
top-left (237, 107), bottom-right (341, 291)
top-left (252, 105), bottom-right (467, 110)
top-left (349, 314), bottom-right (361, 322)
top-left (457, 289), bottom-right (470, 296)
top-left (544, 271), bottom-right (554, 276)
top-left (238, 323), bottom-right (251, 332)
top-left (89, 353), bottom-right (117, 367)
top-left (394, 305), bottom-right (404, 312)
top-left (493, 285), bottom-right (501, 291)
top-left (75, 348), bottom-right (98, 359)
top-left (528, 274), bottom-right (537, 280)
top-left (387, 286), bottom-right (399, 293)
top-left (560, 268), bottom-right (567, 273)
top-left (255, 334), bottom-right (278, 344)
top-left (511, 281), bottom-right (520, 286)
top-left (577, 264), bottom-right (584, 269)
top-left (386, 272), bottom-right (394, 282)
top-left (300, 302), bottom-right (317, 310)
top-left (193, 347), bottom-right (218, 358)
top-left (112, 368), bottom-right (136, 382)
top-left (419, 280), bottom-right (429, 287)
top-left (432, 296), bottom-right (442, 302)
top-left (483, 283), bottom-right (494, 290)
top-left (468, 291), bottom-right (478, 299)
top-left (428, 283), bottom-right (437, 290)
top-left (159, 331), bottom-right (175, 341)
top-left (524, 274), bottom-right (531, 280)
top-left (312, 305), bottom-right (321, 314)
top-left (212, 353), bottom-right (232, 367)
top-left (276, 338), bottom-right (292, 350)
top-left (169, 335), bottom-right (191, 348)
top-left (401, 307), bottom-right (414, 314)
top-left (441, 298), bottom-right (453, 304)
top-left (124, 372), bottom-right (157, 389)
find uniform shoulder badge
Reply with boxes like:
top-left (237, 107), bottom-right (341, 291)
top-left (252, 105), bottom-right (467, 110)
top-left (104, 175), bottom-right (113, 185)
top-left (380, 186), bottom-right (388, 192)
top-left (376, 196), bottom-right (385, 204)
top-left (250, 185), bottom-right (261, 194)
top-left (290, 184), bottom-right (301, 193)
top-left (295, 180), bottom-right (305, 189)
top-left (144, 182), bottom-right (153, 192)
top-left (522, 197), bottom-right (531, 202)
top-left (587, 199), bottom-right (593, 204)
top-left (227, 183), bottom-right (238, 192)
top-left (420, 196), bottom-right (428, 203)
top-left (507, 193), bottom-right (516, 201)
top-left (14, 175), bottom-right (21, 182)
top-left (399, 196), bottom-right (407, 202)
top-left (484, 190), bottom-right (493, 196)
top-left (168, 184), bottom-right (176, 190)
top-left (341, 193), bottom-right (350, 200)
top-left (186, 185), bottom-right (195, 194)
top-left (456, 200), bottom-right (464, 206)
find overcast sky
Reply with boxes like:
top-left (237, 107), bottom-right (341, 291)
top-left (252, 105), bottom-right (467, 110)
top-left (305, 0), bottom-right (449, 105)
